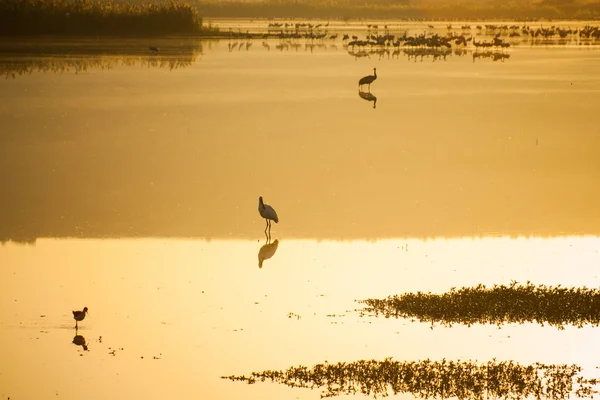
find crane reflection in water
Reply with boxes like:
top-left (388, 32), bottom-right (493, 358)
top-left (258, 238), bottom-right (279, 268)
top-left (358, 90), bottom-right (377, 109)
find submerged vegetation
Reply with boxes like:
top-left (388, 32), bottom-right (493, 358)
top-left (222, 358), bottom-right (600, 399)
top-left (0, 0), bottom-right (210, 36)
top-left (358, 282), bottom-right (600, 329)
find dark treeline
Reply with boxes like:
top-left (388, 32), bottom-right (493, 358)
top-left (194, 1), bottom-right (600, 19)
top-left (0, 0), bottom-right (206, 36)
top-left (223, 358), bottom-right (600, 399)
top-left (358, 282), bottom-right (600, 329)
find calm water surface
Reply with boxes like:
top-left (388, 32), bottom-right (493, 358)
top-left (1, 23), bottom-right (600, 399)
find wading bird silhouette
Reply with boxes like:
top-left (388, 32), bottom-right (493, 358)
top-left (258, 196), bottom-right (278, 239)
top-left (72, 307), bottom-right (88, 328)
top-left (358, 68), bottom-right (377, 91)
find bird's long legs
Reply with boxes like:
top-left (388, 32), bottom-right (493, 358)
top-left (264, 219), bottom-right (272, 241)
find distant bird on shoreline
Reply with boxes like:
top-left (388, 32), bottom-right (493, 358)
top-left (73, 307), bottom-right (88, 328)
top-left (258, 196), bottom-right (278, 237)
top-left (359, 68), bottom-right (377, 91)
top-left (149, 46), bottom-right (159, 53)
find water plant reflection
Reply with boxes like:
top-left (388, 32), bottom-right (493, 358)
top-left (222, 358), bottom-right (599, 399)
top-left (0, 41), bottom-right (203, 79)
top-left (358, 282), bottom-right (600, 329)
top-left (258, 239), bottom-right (279, 268)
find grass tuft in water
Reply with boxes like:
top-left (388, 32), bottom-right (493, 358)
top-left (357, 281), bottom-right (600, 329)
top-left (222, 358), bottom-right (600, 399)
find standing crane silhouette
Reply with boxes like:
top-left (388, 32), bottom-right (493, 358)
top-left (258, 196), bottom-right (278, 238)
top-left (358, 68), bottom-right (377, 91)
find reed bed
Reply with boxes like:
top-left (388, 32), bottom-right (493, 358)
top-left (0, 0), bottom-right (206, 36)
top-left (358, 282), bottom-right (600, 329)
top-left (222, 358), bottom-right (599, 399)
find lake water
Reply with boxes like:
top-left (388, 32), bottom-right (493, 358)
top-left (1, 20), bottom-right (600, 400)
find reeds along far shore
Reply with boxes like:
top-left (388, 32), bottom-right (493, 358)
top-left (0, 0), bottom-right (204, 36)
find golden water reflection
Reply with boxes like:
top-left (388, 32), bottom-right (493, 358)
top-left (0, 38), bottom-right (599, 242)
top-left (1, 236), bottom-right (599, 399)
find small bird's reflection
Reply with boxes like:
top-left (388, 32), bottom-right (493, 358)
top-left (258, 239), bottom-right (279, 268)
top-left (358, 90), bottom-right (377, 109)
top-left (72, 331), bottom-right (89, 351)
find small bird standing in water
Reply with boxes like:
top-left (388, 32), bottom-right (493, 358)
top-left (73, 307), bottom-right (88, 328)
top-left (258, 196), bottom-right (278, 237)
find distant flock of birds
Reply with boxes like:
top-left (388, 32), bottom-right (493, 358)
top-left (144, 23), bottom-right (600, 58)
top-left (221, 22), bottom-right (600, 47)
top-left (145, 23), bottom-right (600, 55)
